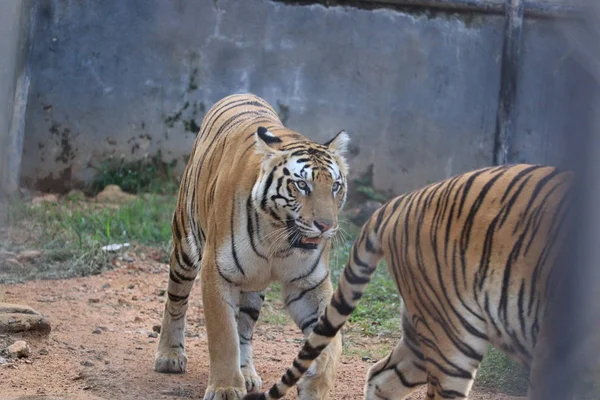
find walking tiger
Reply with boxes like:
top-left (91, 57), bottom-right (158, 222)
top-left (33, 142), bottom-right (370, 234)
top-left (155, 93), bottom-right (349, 399)
top-left (244, 164), bottom-right (572, 400)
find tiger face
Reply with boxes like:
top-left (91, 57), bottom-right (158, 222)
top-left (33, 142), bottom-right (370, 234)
top-left (253, 127), bottom-right (350, 250)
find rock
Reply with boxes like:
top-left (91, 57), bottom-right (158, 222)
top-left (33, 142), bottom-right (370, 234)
top-left (88, 298), bottom-right (100, 304)
top-left (0, 356), bottom-right (8, 365)
top-left (7, 340), bottom-right (30, 358)
top-left (95, 185), bottom-right (136, 204)
top-left (101, 283), bottom-right (111, 289)
top-left (346, 200), bottom-right (384, 227)
top-left (39, 348), bottom-right (48, 355)
top-left (92, 328), bottom-right (102, 334)
top-left (148, 331), bottom-right (158, 338)
top-left (16, 250), bottom-right (42, 262)
top-left (152, 324), bottom-right (161, 333)
top-left (156, 289), bottom-right (166, 297)
top-left (5, 258), bottom-right (24, 269)
top-left (0, 303), bottom-right (39, 315)
top-left (81, 360), bottom-right (95, 367)
top-left (0, 303), bottom-right (51, 336)
top-left (134, 316), bottom-right (143, 323)
top-left (32, 194), bottom-right (59, 205)
top-left (127, 284), bottom-right (136, 289)
top-left (67, 189), bottom-right (85, 200)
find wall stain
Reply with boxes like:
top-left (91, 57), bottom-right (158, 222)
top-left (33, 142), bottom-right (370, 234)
top-left (49, 122), bottom-right (77, 164)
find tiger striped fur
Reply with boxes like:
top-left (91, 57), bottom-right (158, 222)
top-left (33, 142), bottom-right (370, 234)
top-left (155, 94), bottom-right (349, 400)
top-left (244, 164), bottom-right (572, 400)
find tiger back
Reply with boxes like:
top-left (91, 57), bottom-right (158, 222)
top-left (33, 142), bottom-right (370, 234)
top-left (246, 164), bottom-right (572, 400)
top-left (155, 93), bottom-right (350, 400)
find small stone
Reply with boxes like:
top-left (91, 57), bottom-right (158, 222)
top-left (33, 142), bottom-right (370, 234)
top-left (95, 185), bottom-right (136, 204)
top-left (92, 328), bottom-right (102, 334)
top-left (67, 189), bottom-right (85, 200)
top-left (32, 194), bottom-right (59, 205)
top-left (134, 316), bottom-right (143, 323)
top-left (7, 340), bottom-right (30, 358)
top-left (127, 284), bottom-right (135, 289)
top-left (88, 298), bottom-right (100, 304)
top-left (362, 357), bottom-right (370, 362)
top-left (156, 289), bottom-right (166, 296)
top-left (131, 295), bottom-right (139, 301)
top-left (101, 283), bottom-right (111, 289)
top-left (16, 250), bottom-right (42, 262)
top-left (148, 331), bottom-right (158, 338)
top-left (6, 258), bottom-right (24, 269)
top-left (135, 347), bottom-right (143, 350)
top-left (81, 360), bottom-right (95, 367)
top-left (39, 348), bottom-right (48, 355)
top-left (152, 324), bottom-right (161, 333)
top-left (0, 356), bottom-right (8, 365)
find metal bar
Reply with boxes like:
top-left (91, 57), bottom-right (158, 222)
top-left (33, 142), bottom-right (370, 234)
top-left (357, 0), bottom-right (582, 19)
top-left (493, 0), bottom-right (524, 165)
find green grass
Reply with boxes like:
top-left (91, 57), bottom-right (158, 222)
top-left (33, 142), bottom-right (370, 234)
top-left (475, 346), bottom-right (529, 395)
top-left (258, 221), bottom-right (402, 338)
top-left (0, 194), bottom-right (175, 283)
top-left (89, 154), bottom-right (180, 195)
top-left (329, 237), bottom-right (402, 337)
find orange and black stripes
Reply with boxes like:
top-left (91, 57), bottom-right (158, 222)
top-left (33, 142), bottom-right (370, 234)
top-left (244, 164), bottom-right (572, 400)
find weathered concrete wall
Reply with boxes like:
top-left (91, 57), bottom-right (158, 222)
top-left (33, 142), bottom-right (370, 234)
top-left (20, 0), bottom-right (575, 194)
top-left (0, 1), bottom-right (31, 197)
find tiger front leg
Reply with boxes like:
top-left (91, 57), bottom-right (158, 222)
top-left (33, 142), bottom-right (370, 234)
top-left (155, 247), bottom-right (200, 373)
top-left (284, 276), bottom-right (342, 400)
top-left (202, 261), bottom-right (246, 400)
top-left (238, 291), bottom-right (266, 393)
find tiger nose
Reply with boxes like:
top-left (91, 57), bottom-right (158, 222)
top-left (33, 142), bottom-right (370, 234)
top-left (314, 220), bottom-right (333, 232)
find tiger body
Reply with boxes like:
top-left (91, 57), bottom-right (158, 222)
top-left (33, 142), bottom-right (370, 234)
top-left (247, 164), bottom-right (572, 400)
top-left (155, 94), bottom-right (350, 400)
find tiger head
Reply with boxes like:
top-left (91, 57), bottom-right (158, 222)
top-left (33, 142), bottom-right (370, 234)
top-left (253, 126), bottom-right (350, 251)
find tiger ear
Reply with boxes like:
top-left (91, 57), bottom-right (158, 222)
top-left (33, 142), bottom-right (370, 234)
top-left (255, 126), bottom-right (282, 157)
top-left (324, 130), bottom-right (350, 156)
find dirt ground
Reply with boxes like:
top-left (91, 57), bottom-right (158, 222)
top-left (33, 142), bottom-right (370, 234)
top-left (0, 256), bottom-right (525, 400)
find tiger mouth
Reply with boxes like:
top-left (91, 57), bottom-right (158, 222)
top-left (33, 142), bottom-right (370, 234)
top-left (286, 220), bottom-right (322, 250)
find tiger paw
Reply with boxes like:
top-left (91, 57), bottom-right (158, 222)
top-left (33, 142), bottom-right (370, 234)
top-left (154, 350), bottom-right (187, 373)
top-left (241, 366), bottom-right (262, 392)
top-left (203, 386), bottom-right (245, 400)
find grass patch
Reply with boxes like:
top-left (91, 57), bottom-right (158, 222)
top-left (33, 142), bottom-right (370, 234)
top-left (475, 346), bottom-right (529, 396)
top-left (89, 154), bottom-right (180, 195)
top-left (0, 194), bottom-right (175, 283)
top-left (258, 221), bottom-right (401, 338)
top-left (330, 239), bottom-right (401, 337)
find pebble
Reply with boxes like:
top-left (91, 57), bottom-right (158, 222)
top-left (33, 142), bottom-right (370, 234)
top-left (148, 331), bottom-right (158, 338)
top-left (92, 328), bottom-right (102, 334)
top-left (7, 340), bottom-right (30, 358)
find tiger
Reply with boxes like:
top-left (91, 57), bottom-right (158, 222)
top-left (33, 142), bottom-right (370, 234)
top-left (154, 93), bottom-right (350, 400)
top-left (244, 164), bottom-right (573, 400)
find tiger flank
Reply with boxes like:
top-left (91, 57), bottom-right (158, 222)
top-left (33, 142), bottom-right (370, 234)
top-left (246, 164), bottom-right (572, 400)
top-left (154, 94), bottom-right (349, 400)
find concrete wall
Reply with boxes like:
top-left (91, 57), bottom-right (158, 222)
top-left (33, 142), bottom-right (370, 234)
top-left (0, 1), bottom-right (31, 197)
top-left (20, 0), bottom-right (576, 194)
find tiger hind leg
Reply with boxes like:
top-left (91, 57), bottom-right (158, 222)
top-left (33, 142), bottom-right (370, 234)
top-left (420, 332), bottom-right (487, 399)
top-left (238, 290), bottom-right (266, 392)
top-left (155, 242), bottom-right (201, 373)
top-left (363, 338), bottom-right (427, 400)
